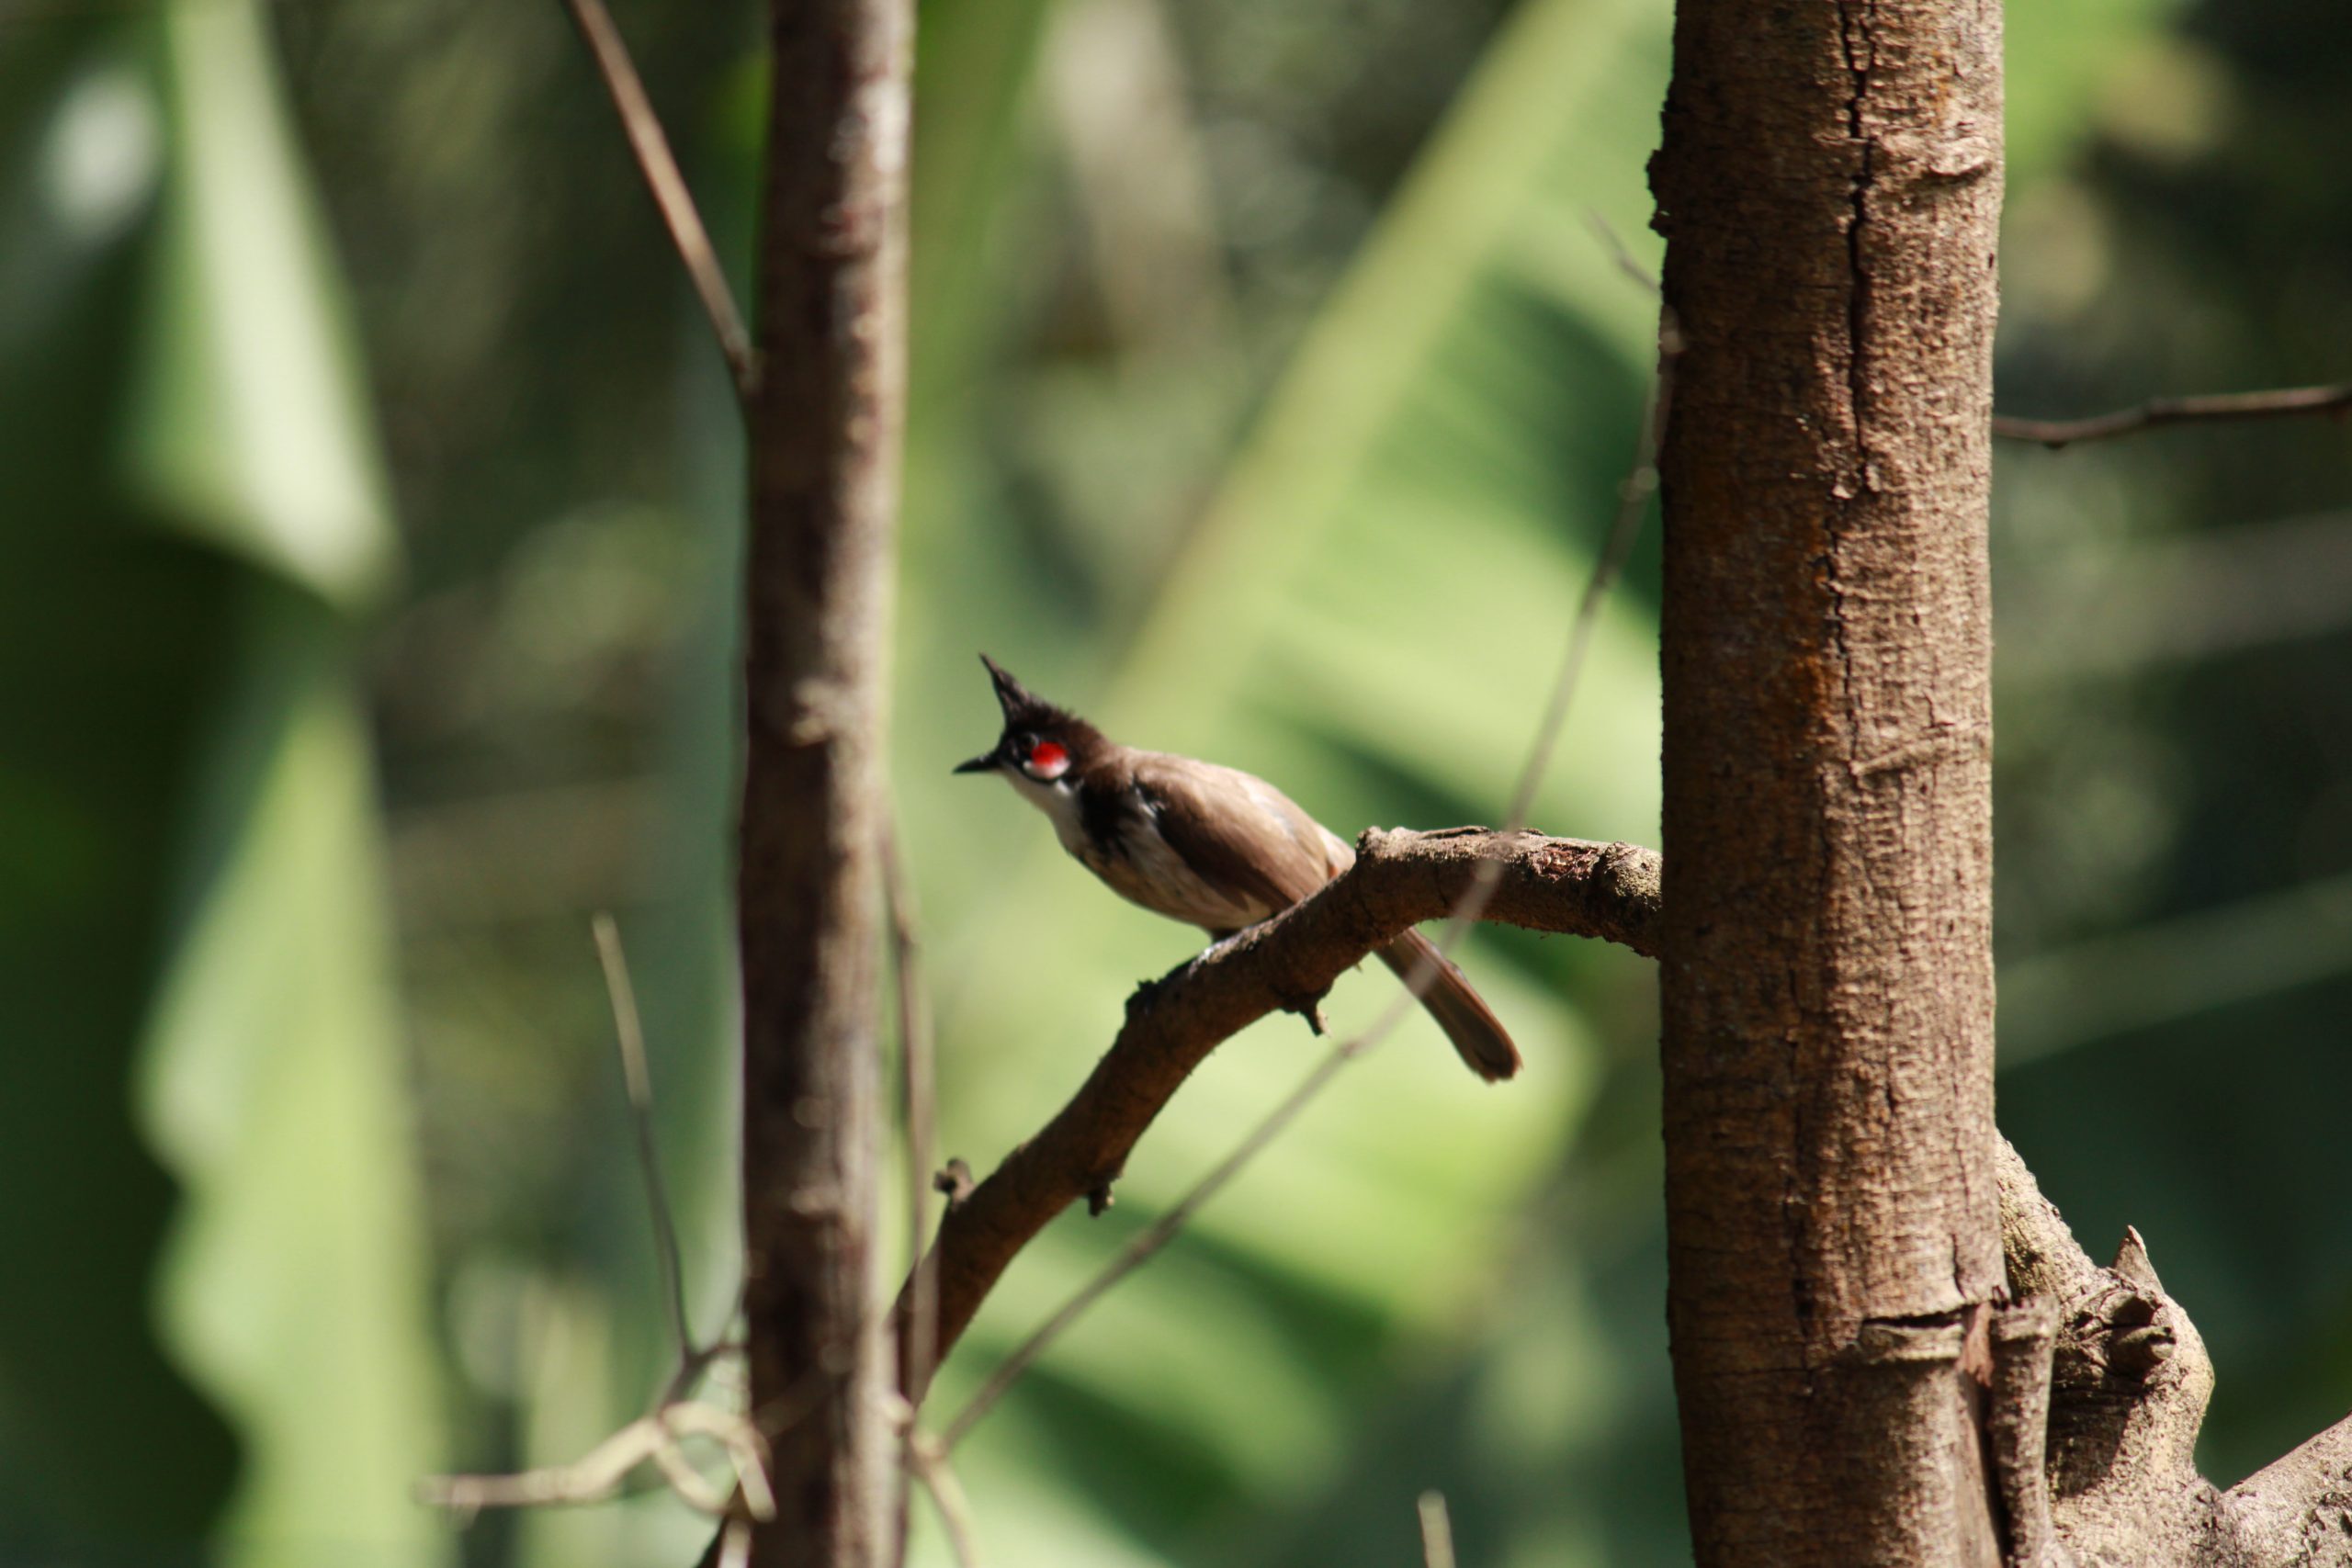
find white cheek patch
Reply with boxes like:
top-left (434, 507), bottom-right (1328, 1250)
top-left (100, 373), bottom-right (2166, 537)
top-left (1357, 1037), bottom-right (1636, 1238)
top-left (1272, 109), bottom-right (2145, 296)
top-left (1006, 770), bottom-right (1087, 855)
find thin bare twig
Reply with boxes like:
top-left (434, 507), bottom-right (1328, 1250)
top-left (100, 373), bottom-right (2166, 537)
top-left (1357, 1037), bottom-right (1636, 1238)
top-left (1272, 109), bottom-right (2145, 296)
top-left (1418, 1491), bottom-right (1458, 1568)
top-left (656, 1336), bottom-right (746, 1414)
top-left (420, 1415), bottom-right (678, 1513)
top-left (650, 1436), bottom-right (732, 1515)
top-left (937, 302), bottom-right (1685, 1449)
top-left (1344, 292), bottom-right (1679, 1060)
top-left (662, 1403), bottom-right (778, 1522)
top-left (882, 820), bottom-right (943, 1568)
top-left (1585, 209), bottom-right (1660, 297)
top-left (417, 1402), bottom-right (775, 1519)
top-left (1349, 290), bottom-right (1674, 1019)
top-left (899, 1420), bottom-right (984, 1568)
top-left (592, 912), bottom-right (695, 1366)
top-left (1510, 299), bottom-right (1680, 830)
top-left (1993, 382), bottom-right (2352, 449)
top-left (938, 1038), bottom-right (1349, 1449)
top-left (422, 921), bottom-right (775, 1532)
top-left (882, 828), bottom-right (941, 1410)
top-left (558, 0), bottom-right (760, 402)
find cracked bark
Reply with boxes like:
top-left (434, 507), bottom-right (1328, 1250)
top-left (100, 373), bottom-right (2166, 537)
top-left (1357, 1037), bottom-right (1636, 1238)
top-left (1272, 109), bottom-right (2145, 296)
top-left (1650, 0), bottom-right (2005, 1562)
top-left (737, 1), bottom-right (911, 1563)
top-left (1640, 6), bottom-right (2351, 1562)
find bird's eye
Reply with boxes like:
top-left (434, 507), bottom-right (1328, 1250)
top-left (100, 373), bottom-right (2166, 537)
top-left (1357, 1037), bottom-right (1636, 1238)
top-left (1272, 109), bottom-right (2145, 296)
top-left (1025, 739), bottom-right (1070, 781)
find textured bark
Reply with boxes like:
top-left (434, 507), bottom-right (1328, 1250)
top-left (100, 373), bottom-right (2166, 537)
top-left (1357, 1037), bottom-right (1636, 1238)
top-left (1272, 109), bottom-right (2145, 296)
top-left (1650, 1), bottom-right (2006, 1563)
top-left (1994, 1137), bottom-right (2352, 1567)
top-left (895, 829), bottom-right (1662, 1393)
top-left (738, 2), bottom-right (911, 1563)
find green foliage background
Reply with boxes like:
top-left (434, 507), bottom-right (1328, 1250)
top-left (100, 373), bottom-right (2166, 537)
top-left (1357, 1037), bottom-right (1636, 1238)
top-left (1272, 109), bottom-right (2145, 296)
top-left (3, 0), bottom-right (2347, 1562)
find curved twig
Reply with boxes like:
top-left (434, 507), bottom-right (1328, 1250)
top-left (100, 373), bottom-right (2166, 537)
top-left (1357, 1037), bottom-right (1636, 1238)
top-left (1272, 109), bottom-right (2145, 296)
top-left (1993, 383), bottom-right (2352, 450)
top-left (891, 828), bottom-right (1661, 1393)
top-left (559, 0), bottom-right (760, 401)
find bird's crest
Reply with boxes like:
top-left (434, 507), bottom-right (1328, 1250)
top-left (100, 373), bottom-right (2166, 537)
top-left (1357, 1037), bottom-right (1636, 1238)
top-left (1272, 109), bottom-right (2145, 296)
top-left (978, 653), bottom-right (1080, 731)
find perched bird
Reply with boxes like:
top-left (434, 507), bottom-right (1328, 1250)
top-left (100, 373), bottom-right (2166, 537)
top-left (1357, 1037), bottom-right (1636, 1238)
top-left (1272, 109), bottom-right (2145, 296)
top-left (953, 654), bottom-right (1520, 1081)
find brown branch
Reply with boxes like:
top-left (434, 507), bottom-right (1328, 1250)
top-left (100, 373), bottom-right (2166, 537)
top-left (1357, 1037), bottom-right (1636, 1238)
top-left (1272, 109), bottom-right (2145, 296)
top-left (2220, 1412), bottom-right (2352, 1564)
top-left (937, 1030), bottom-right (1352, 1449)
top-left (1993, 383), bottom-right (2352, 450)
top-left (560, 0), bottom-right (760, 401)
top-left (1987, 1297), bottom-right (2061, 1568)
top-left (891, 829), bottom-right (1660, 1395)
top-left (1996, 1145), bottom-right (2217, 1557)
top-left (1993, 1133), bottom-right (2101, 1305)
top-left (737, 0), bottom-right (912, 1563)
top-left (922, 298), bottom-right (1680, 1441)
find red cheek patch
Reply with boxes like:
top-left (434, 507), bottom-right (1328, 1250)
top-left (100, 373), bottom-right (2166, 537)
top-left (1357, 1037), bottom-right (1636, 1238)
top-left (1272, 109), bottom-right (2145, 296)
top-left (1027, 741), bottom-right (1069, 779)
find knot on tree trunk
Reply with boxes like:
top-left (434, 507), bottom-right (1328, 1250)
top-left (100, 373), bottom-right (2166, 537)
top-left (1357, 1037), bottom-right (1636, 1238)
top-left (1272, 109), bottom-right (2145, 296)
top-left (1996, 1138), bottom-right (2352, 1566)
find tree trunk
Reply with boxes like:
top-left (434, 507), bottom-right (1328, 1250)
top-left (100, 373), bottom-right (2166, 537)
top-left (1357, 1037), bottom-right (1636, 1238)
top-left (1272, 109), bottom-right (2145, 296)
top-left (1651, 2), bottom-right (2006, 1563)
top-left (738, 2), bottom-right (912, 1563)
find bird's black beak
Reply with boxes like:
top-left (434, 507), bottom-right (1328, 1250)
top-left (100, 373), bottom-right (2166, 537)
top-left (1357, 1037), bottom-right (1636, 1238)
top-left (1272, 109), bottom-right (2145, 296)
top-left (959, 653), bottom-right (1058, 773)
top-left (959, 652), bottom-right (1038, 774)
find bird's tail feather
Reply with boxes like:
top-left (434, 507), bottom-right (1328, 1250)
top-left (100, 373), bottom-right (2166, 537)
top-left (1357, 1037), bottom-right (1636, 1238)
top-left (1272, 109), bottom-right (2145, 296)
top-left (1375, 930), bottom-right (1521, 1083)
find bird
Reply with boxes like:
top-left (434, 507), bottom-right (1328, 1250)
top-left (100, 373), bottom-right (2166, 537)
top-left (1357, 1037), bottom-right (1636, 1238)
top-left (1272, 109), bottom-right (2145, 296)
top-left (953, 653), bottom-right (1521, 1081)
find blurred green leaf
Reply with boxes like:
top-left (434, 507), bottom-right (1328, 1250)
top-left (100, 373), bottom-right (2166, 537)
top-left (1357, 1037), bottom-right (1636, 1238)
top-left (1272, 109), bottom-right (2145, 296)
top-left (140, 599), bottom-right (447, 1567)
top-left (0, 19), bottom-right (243, 1551)
top-left (909, 0), bottom-right (1066, 412)
top-left (2006, 0), bottom-right (2189, 187)
top-left (130, 0), bottom-right (394, 607)
top-left (1999, 865), bottom-right (2352, 1066)
top-left (0, 0), bottom-right (450, 1562)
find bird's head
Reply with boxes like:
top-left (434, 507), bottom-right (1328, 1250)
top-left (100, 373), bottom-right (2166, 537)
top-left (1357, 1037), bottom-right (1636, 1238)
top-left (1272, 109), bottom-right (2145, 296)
top-left (952, 654), bottom-right (1104, 787)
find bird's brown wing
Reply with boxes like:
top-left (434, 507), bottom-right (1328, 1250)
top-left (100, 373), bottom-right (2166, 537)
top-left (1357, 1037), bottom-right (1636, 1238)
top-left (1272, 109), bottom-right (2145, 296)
top-left (1129, 754), bottom-right (1338, 920)
top-left (1136, 754), bottom-right (1520, 1080)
